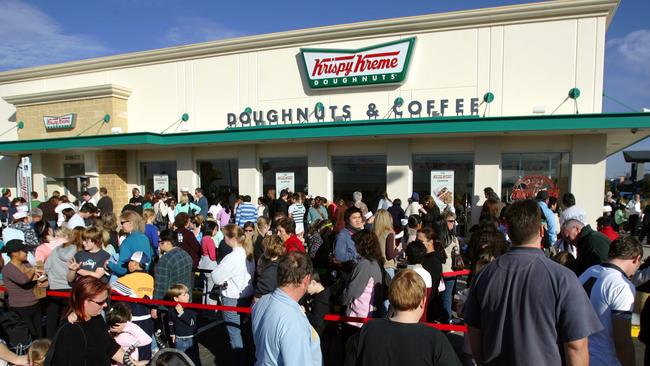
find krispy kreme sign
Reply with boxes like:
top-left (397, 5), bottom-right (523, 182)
top-left (43, 113), bottom-right (76, 130)
top-left (300, 38), bottom-right (415, 89)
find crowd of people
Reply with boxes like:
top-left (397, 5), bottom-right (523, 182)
top-left (0, 184), bottom-right (646, 365)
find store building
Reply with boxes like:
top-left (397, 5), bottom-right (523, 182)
top-left (0, 0), bottom-right (649, 227)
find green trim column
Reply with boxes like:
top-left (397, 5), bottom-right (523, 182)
top-left (386, 140), bottom-right (411, 206)
top-left (472, 137), bottom-right (502, 225)
top-left (238, 145), bottom-right (261, 199)
top-left (570, 134), bottom-right (606, 227)
top-left (307, 142), bottom-right (332, 200)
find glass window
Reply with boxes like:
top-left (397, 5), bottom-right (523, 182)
top-left (501, 153), bottom-right (570, 202)
top-left (413, 154), bottom-right (474, 233)
top-left (140, 161), bottom-right (177, 194)
top-left (261, 157), bottom-right (308, 196)
top-left (197, 159), bottom-right (238, 203)
top-left (332, 155), bottom-right (387, 212)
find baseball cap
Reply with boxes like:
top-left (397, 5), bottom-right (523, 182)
top-left (0, 239), bottom-right (28, 254)
top-left (181, 187), bottom-right (189, 192)
top-left (12, 211), bottom-right (28, 220)
top-left (129, 251), bottom-right (150, 265)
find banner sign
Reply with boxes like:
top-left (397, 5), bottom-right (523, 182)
top-left (431, 170), bottom-right (454, 210)
top-left (510, 175), bottom-right (559, 201)
top-left (16, 156), bottom-right (32, 206)
top-left (153, 174), bottom-right (169, 192)
top-left (43, 113), bottom-right (76, 130)
top-left (275, 172), bottom-right (295, 197)
top-left (300, 38), bottom-right (416, 89)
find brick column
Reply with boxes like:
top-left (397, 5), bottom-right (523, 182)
top-left (97, 150), bottom-right (128, 215)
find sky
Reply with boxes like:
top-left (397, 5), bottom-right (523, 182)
top-left (0, 0), bottom-right (648, 177)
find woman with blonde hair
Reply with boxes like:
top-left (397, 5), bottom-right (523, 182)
top-left (107, 211), bottom-right (152, 277)
top-left (253, 216), bottom-right (271, 262)
top-left (373, 209), bottom-right (400, 277)
top-left (210, 224), bottom-right (254, 365)
top-left (101, 211), bottom-right (119, 253)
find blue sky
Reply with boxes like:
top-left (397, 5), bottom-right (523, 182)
top-left (0, 0), bottom-right (648, 177)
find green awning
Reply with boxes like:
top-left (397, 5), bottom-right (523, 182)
top-left (1, 112), bottom-right (649, 153)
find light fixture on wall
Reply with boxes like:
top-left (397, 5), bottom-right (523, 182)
top-left (0, 120), bottom-right (24, 137)
top-left (551, 88), bottom-right (581, 115)
top-left (476, 92), bottom-right (495, 117)
top-left (160, 113), bottom-right (190, 134)
top-left (76, 114), bottom-right (111, 136)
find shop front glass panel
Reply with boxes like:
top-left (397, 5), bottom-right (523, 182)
top-left (140, 161), bottom-right (177, 194)
top-left (332, 155), bottom-right (387, 212)
top-left (261, 157), bottom-right (308, 197)
top-left (412, 154), bottom-right (474, 233)
top-left (197, 159), bottom-right (238, 203)
top-left (501, 153), bottom-right (570, 203)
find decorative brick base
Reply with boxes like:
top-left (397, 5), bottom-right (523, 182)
top-left (97, 150), bottom-right (128, 215)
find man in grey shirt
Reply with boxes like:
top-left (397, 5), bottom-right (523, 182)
top-left (464, 199), bottom-right (602, 366)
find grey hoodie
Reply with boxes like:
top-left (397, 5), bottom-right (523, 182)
top-left (45, 245), bottom-right (77, 290)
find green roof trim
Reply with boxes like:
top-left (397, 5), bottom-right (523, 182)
top-left (1, 112), bottom-right (649, 153)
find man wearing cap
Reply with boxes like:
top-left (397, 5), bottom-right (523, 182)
top-left (8, 208), bottom-right (39, 248)
top-left (1, 239), bottom-right (45, 338)
top-left (116, 251), bottom-right (156, 360)
top-left (151, 230), bottom-right (193, 324)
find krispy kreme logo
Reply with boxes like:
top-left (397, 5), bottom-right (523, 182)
top-left (300, 38), bottom-right (415, 89)
top-left (43, 113), bottom-right (76, 131)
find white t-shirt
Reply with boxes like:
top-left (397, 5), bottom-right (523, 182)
top-left (408, 264), bottom-right (432, 288)
top-left (579, 264), bottom-right (635, 366)
top-left (66, 213), bottom-right (86, 229)
top-left (404, 202), bottom-right (421, 218)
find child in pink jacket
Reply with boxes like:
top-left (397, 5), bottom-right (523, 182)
top-left (107, 302), bottom-right (152, 364)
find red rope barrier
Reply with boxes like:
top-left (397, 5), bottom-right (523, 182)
top-left (0, 268), bottom-right (470, 333)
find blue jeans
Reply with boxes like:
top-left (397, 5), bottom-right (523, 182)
top-left (383, 267), bottom-right (396, 314)
top-left (175, 337), bottom-right (201, 366)
top-left (222, 296), bottom-right (251, 366)
top-left (440, 278), bottom-right (456, 323)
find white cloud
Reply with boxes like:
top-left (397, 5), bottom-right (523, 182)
top-left (162, 16), bottom-right (243, 46)
top-left (0, 0), bottom-right (111, 71)
top-left (604, 29), bottom-right (650, 112)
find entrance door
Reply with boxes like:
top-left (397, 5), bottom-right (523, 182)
top-left (332, 155), bottom-right (387, 212)
top-left (63, 163), bottom-right (85, 200)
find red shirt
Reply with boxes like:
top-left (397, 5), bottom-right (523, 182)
top-left (598, 226), bottom-right (619, 242)
top-left (284, 234), bottom-right (305, 253)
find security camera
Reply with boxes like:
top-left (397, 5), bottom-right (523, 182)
top-left (631, 128), bottom-right (639, 134)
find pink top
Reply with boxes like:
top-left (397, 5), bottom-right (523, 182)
top-left (113, 321), bottom-right (152, 365)
top-left (217, 208), bottom-right (231, 228)
top-left (35, 237), bottom-right (66, 263)
top-left (346, 277), bottom-right (376, 328)
top-left (201, 236), bottom-right (217, 261)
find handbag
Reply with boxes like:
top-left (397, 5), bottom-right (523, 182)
top-left (451, 247), bottom-right (466, 271)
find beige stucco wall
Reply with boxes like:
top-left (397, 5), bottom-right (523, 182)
top-left (0, 14), bottom-right (607, 139)
top-left (15, 96), bottom-right (127, 140)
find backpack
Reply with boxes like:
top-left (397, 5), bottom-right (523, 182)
top-left (0, 311), bottom-right (32, 350)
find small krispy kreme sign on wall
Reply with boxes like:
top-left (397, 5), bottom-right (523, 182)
top-left (43, 113), bottom-right (76, 130)
top-left (300, 38), bottom-right (415, 89)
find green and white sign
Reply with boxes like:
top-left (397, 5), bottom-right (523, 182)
top-left (300, 38), bottom-right (416, 89)
top-left (43, 113), bottom-right (76, 130)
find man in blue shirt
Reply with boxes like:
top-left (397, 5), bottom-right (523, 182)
top-left (536, 191), bottom-right (558, 247)
top-left (235, 195), bottom-right (258, 227)
top-left (252, 251), bottom-right (321, 366)
top-left (334, 206), bottom-right (364, 263)
top-left (194, 188), bottom-right (209, 217)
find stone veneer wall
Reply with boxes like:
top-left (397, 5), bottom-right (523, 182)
top-left (97, 150), bottom-right (128, 215)
top-left (16, 96), bottom-right (128, 140)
